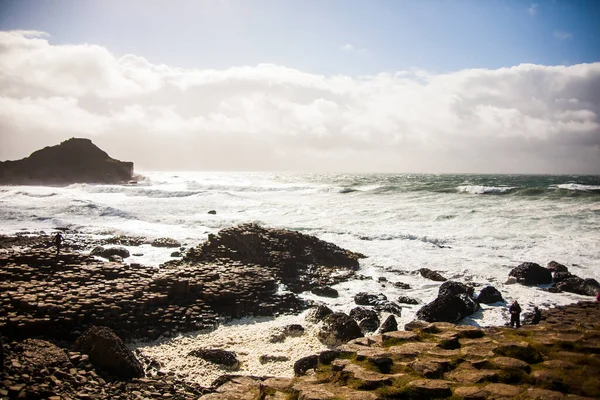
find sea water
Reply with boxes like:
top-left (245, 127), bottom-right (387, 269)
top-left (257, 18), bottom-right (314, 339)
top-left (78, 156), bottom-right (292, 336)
top-left (1, 172), bottom-right (599, 383)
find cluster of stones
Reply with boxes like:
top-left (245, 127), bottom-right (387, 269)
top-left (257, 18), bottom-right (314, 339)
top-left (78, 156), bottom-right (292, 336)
top-left (0, 335), bottom-right (208, 399)
top-left (202, 301), bottom-right (600, 399)
top-left (509, 261), bottom-right (600, 296)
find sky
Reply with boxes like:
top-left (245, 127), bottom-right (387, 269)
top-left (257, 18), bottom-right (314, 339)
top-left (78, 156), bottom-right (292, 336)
top-left (0, 0), bottom-right (599, 173)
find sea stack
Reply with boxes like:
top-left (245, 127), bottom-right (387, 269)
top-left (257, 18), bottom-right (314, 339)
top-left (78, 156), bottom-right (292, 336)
top-left (0, 138), bottom-right (134, 185)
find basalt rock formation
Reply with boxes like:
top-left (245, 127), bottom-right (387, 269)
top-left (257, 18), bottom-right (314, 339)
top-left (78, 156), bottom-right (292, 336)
top-left (0, 138), bottom-right (134, 185)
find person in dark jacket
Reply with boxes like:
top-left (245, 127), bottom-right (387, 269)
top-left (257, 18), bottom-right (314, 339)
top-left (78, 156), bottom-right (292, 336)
top-left (54, 232), bottom-right (63, 258)
top-left (509, 300), bottom-right (522, 328)
top-left (531, 306), bottom-right (542, 324)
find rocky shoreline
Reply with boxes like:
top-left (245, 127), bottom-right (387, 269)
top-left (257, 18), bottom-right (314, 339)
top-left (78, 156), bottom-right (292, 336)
top-left (1, 227), bottom-right (599, 399)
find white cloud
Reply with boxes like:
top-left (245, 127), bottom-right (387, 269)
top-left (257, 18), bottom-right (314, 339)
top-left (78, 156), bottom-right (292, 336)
top-left (554, 30), bottom-right (573, 40)
top-left (528, 3), bottom-right (538, 16)
top-left (340, 43), bottom-right (367, 53)
top-left (0, 31), bottom-right (599, 173)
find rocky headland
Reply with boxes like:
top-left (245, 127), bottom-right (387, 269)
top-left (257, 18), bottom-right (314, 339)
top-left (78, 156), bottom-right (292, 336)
top-left (0, 138), bottom-right (134, 185)
top-left (1, 225), bottom-right (599, 399)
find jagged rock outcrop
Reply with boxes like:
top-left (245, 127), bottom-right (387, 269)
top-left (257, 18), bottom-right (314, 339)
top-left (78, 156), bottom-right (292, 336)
top-left (0, 138), bottom-right (134, 185)
top-left (416, 281), bottom-right (479, 323)
top-left (349, 307), bottom-right (380, 333)
top-left (508, 262), bottom-right (552, 285)
top-left (73, 326), bottom-right (143, 380)
top-left (185, 223), bottom-right (365, 293)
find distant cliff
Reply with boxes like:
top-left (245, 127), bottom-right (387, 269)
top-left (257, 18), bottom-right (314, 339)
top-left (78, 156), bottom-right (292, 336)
top-left (0, 138), bottom-right (134, 185)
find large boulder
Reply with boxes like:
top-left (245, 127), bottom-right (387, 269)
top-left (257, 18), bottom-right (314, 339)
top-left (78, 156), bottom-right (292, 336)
top-left (151, 238), bottom-right (181, 248)
top-left (73, 326), bottom-right (143, 379)
top-left (477, 286), bottom-right (504, 304)
top-left (317, 312), bottom-right (363, 346)
top-left (508, 262), bottom-right (552, 285)
top-left (0, 138), bottom-right (134, 185)
top-left (379, 315), bottom-right (398, 333)
top-left (306, 305), bottom-right (333, 323)
top-left (419, 268), bottom-right (447, 282)
top-left (416, 281), bottom-right (479, 323)
top-left (349, 307), bottom-right (380, 333)
top-left (555, 276), bottom-right (600, 297)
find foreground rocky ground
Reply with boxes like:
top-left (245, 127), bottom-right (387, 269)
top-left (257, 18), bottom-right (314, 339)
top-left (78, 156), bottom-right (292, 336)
top-left (1, 227), bottom-right (599, 399)
top-left (199, 301), bottom-right (600, 399)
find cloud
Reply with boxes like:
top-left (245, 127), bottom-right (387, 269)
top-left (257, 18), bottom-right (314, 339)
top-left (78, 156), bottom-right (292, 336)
top-left (554, 30), bottom-right (573, 40)
top-left (528, 3), bottom-right (538, 16)
top-left (0, 30), bottom-right (599, 173)
top-left (340, 43), bottom-right (367, 53)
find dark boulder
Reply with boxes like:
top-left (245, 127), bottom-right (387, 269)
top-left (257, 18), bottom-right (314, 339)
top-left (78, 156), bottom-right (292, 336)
top-left (306, 305), bottom-right (333, 323)
top-left (91, 246), bottom-right (130, 259)
top-left (349, 307), bottom-right (380, 333)
top-left (207, 210), bottom-right (217, 215)
top-left (318, 350), bottom-right (340, 365)
top-left (311, 286), bottom-right (339, 298)
top-left (438, 281), bottom-right (474, 298)
top-left (0, 138), bottom-right (134, 185)
top-left (317, 312), bottom-right (363, 346)
top-left (73, 326), bottom-right (143, 380)
top-left (547, 261), bottom-right (568, 273)
top-left (397, 296), bottom-right (419, 305)
top-left (188, 349), bottom-right (239, 369)
top-left (508, 262), bottom-right (552, 285)
top-left (374, 301), bottom-right (403, 317)
top-left (416, 281), bottom-right (479, 323)
top-left (379, 315), bottom-right (398, 333)
top-left (418, 268), bottom-right (447, 282)
top-left (393, 281), bottom-right (411, 289)
top-left (294, 355), bottom-right (318, 376)
top-left (556, 276), bottom-right (600, 297)
top-left (553, 271), bottom-right (573, 283)
top-left (354, 292), bottom-right (386, 306)
top-left (477, 286), bottom-right (504, 304)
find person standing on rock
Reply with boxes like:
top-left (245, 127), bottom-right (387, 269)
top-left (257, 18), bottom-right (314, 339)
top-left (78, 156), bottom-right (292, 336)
top-left (54, 232), bottom-right (63, 258)
top-left (509, 300), bottom-right (522, 328)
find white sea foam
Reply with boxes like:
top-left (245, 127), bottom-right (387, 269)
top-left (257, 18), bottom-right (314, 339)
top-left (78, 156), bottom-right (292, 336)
top-left (556, 183), bottom-right (600, 191)
top-left (456, 185), bottom-right (515, 194)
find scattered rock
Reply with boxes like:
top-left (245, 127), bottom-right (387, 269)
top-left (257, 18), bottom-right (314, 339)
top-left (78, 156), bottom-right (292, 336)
top-left (397, 296), bottom-right (419, 305)
top-left (293, 355), bottom-right (318, 376)
top-left (547, 261), bottom-right (568, 273)
top-left (354, 292), bottom-right (386, 306)
top-left (508, 262), bottom-right (552, 285)
top-left (311, 286), bottom-right (339, 298)
top-left (555, 276), bottom-right (600, 297)
top-left (207, 210), bottom-right (217, 215)
top-left (419, 268), bottom-right (447, 282)
top-left (477, 285), bottom-right (504, 304)
top-left (416, 281), bottom-right (479, 323)
top-left (259, 354), bottom-right (289, 364)
top-left (379, 315), bottom-right (398, 333)
top-left (349, 307), bottom-right (380, 333)
top-left (151, 238), bottom-right (181, 248)
top-left (73, 326), bottom-right (143, 379)
top-left (317, 313), bottom-right (363, 346)
top-left (90, 246), bottom-right (130, 259)
top-left (306, 305), bottom-right (333, 323)
top-left (188, 349), bottom-right (239, 369)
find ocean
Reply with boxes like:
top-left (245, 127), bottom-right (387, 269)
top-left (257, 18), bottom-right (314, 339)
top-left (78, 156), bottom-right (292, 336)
top-left (1, 172), bottom-right (599, 383)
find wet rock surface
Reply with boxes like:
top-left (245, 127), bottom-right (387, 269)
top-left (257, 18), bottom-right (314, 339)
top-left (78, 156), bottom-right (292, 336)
top-left (509, 262), bottom-right (552, 285)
